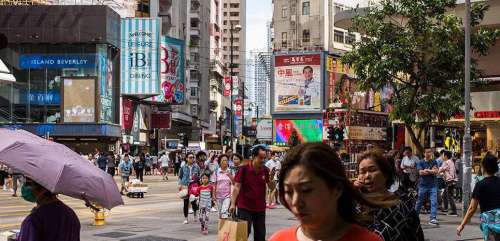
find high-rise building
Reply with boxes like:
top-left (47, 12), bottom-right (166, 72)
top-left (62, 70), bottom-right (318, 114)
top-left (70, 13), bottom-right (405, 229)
top-left (186, 0), bottom-right (211, 138)
top-left (221, 0), bottom-right (246, 96)
top-left (254, 52), bottom-right (271, 117)
top-left (221, 0), bottom-right (246, 139)
top-left (207, 0), bottom-right (227, 145)
top-left (272, 0), bottom-right (360, 53)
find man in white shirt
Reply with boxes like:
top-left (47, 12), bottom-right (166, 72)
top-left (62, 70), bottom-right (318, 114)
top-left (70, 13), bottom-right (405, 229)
top-left (265, 153), bottom-right (281, 209)
top-left (400, 147), bottom-right (419, 191)
top-left (160, 152), bottom-right (170, 180)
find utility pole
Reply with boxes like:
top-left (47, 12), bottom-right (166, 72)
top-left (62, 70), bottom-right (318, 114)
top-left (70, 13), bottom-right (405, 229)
top-left (230, 23), bottom-right (234, 150)
top-left (229, 23), bottom-right (241, 152)
top-left (462, 0), bottom-right (473, 216)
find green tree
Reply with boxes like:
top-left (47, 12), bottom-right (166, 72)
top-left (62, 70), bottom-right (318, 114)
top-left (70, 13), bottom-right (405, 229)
top-left (341, 0), bottom-right (499, 155)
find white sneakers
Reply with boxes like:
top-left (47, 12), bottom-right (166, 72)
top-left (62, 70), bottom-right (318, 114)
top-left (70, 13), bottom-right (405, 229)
top-left (188, 208), bottom-right (194, 214)
top-left (183, 219), bottom-right (189, 224)
top-left (211, 207), bottom-right (218, 212)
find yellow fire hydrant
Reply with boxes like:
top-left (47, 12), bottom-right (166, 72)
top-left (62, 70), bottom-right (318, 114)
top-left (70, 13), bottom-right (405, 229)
top-left (91, 204), bottom-right (105, 226)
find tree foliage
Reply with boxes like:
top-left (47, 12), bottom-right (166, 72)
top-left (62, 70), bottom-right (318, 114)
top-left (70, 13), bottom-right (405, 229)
top-left (341, 0), bottom-right (499, 154)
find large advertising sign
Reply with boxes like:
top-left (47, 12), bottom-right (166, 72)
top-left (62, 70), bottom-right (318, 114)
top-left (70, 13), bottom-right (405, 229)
top-left (122, 98), bottom-right (136, 130)
top-left (256, 119), bottom-right (272, 140)
top-left (274, 119), bottom-right (323, 145)
top-left (274, 54), bottom-right (322, 113)
top-left (121, 18), bottom-right (161, 96)
top-left (62, 78), bottom-right (96, 123)
top-left (150, 36), bottom-right (185, 104)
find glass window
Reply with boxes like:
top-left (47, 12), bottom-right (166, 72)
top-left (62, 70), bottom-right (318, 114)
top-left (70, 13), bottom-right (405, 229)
top-left (303, 29), bottom-right (310, 43)
top-left (334, 30), bottom-right (344, 43)
top-left (229, 3), bottom-right (239, 8)
top-left (29, 69), bottom-right (46, 123)
top-left (230, 12), bottom-right (239, 17)
top-left (282, 7), bottom-right (288, 18)
top-left (346, 33), bottom-right (356, 44)
top-left (282, 32), bottom-right (288, 48)
top-left (302, 1), bottom-right (310, 15)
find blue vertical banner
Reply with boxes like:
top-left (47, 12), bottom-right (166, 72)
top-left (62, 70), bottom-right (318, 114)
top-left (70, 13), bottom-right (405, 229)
top-left (97, 44), bottom-right (114, 123)
top-left (120, 18), bottom-right (161, 96)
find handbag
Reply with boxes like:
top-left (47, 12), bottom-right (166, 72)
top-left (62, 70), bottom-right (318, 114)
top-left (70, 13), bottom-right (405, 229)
top-left (217, 214), bottom-right (248, 241)
top-left (178, 188), bottom-right (188, 199)
top-left (480, 208), bottom-right (500, 240)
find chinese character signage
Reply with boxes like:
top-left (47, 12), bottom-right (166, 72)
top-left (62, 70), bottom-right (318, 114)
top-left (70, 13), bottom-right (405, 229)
top-left (273, 54), bottom-right (322, 113)
top-left (223, 76), bottom-right (231, 96)
top-left (120, 18), bottom-right (161, 96)
top-left (150, 36), bottom-right (185, 104)
top-left (20, 55), bottom-right (95, 69)
top-left (62, 78), bottom-right (96, 123)
top-left (234, 99), bottom-right (242, 117)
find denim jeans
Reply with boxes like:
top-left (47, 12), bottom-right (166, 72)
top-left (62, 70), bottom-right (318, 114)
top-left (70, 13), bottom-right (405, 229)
top-left (415, 185), bottom-right (438, 220)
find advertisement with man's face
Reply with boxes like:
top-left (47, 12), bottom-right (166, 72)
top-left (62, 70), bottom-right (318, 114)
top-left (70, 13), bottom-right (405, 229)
top-left (274, 54), bottom-right (322, 113)
top-left (62, 78), bottom-right (96, 122)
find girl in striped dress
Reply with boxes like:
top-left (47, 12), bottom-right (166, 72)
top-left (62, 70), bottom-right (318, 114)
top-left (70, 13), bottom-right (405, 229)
top-left (198, 174), bottom-right (215, 235)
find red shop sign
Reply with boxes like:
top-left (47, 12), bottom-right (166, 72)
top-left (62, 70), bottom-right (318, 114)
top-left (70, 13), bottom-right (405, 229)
top-left (474, 111), bottom-right (500, 119)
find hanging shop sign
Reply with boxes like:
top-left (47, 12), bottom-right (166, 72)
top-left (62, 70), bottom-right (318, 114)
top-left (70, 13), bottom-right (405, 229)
top-left (20, 55), bottom-right (96, 69)
top-left (234, 99), bottom-right (243, 117)
top-left (151, 111), bottom-right (172, 129)
top-left (122, 98), bottom-right (136, 130)
top-left (347, 126), bottom-right (386, 141)
top-left (149, 36), bottom-right (186, 104)
top-left (224, 76), bottom-right (231, 96)
top-left (120, 18), bottom-right (161, 96)
top-left (256, 119), bottom-right (273, 140)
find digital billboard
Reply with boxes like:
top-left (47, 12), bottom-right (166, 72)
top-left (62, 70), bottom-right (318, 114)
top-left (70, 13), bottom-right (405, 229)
top-left (273, 54), bottom-right (322, 113)
top-left (274, 119), bottom-right (323, 145)
top-left (62, 78), bottom-right (96, 123)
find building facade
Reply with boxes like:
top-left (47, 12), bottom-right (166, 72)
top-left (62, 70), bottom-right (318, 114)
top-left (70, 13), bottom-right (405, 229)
top-left (254, 52), bottom-right (271, 117)
top-left (272, 0), bottom-right (360, 53)
top-left (0, 5), bottom-right (121, 154)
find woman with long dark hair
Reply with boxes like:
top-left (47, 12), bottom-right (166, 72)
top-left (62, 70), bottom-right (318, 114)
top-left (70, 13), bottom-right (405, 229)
top-left (270, 143), bottom-right (382, 241)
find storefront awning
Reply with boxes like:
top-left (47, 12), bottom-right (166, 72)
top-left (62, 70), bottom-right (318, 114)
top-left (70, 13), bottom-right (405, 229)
top-left (0, 59), bottom-right (15, 83)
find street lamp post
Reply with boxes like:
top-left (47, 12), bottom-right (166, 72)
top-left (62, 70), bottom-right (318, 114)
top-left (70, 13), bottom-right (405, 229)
top-left (229, 23), bottom-right (241, 151)
top-left (462, 0), bottom-right (473, 216)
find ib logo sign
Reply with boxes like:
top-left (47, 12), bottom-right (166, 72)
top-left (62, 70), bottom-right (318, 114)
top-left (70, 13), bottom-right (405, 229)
top-left (128, 31), bottom-right (153, 79)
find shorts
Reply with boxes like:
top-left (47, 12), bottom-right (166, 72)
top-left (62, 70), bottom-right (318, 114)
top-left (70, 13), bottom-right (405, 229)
top-left (162, 167), bottom-right (168, 172)
top-left (121, 176), bottom-right (130, 184)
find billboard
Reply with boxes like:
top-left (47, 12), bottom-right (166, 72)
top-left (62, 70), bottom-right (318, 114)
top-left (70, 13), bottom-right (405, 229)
top-left (274, 54), bottom-right (322, 113)
top-left (62, 78), bottom-right (96, 123)
top-left (256, 119), bottom-right (272, 140)
top-left (150, 36), bottom-right (186, 104)
top-left (274, 119), bottom-right (323, 145)
top-left (121, 18), bottom-right (161, 96)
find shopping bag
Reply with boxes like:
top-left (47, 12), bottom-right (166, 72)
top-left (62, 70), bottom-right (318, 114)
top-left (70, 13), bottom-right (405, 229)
top-left (217, 218), bottom-right (248, 241)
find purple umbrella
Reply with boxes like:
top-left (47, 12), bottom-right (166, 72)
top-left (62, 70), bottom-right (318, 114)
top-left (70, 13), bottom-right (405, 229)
top-left (0, 128), bottom-right (124, 209)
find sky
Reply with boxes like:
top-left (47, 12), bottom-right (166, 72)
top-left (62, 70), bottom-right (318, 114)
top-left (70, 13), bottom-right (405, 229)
top-left (246, 0), bottom-right (273, 52)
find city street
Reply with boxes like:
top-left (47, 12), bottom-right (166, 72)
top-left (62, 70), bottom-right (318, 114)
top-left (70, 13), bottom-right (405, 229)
top-left (0, 175), bottom-right (485, 241)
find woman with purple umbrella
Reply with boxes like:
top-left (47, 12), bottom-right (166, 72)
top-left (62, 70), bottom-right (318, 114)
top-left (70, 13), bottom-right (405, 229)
top-left (18, 177), bottom-right (80, 241)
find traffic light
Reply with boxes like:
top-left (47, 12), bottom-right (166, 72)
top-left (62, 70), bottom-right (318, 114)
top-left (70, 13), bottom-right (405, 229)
top-left (333, 127), bottom-right (344, 142)
top-left (327, 125), bottom-right (335, 141)
top-left (182, 135), bottom-right (188, 147)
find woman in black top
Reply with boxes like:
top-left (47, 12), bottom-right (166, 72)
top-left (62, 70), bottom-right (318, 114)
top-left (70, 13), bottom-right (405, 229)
top-left (458, 154), bottom-right (500, 239)
top-left (354, 150), bottom-right (424, 241)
